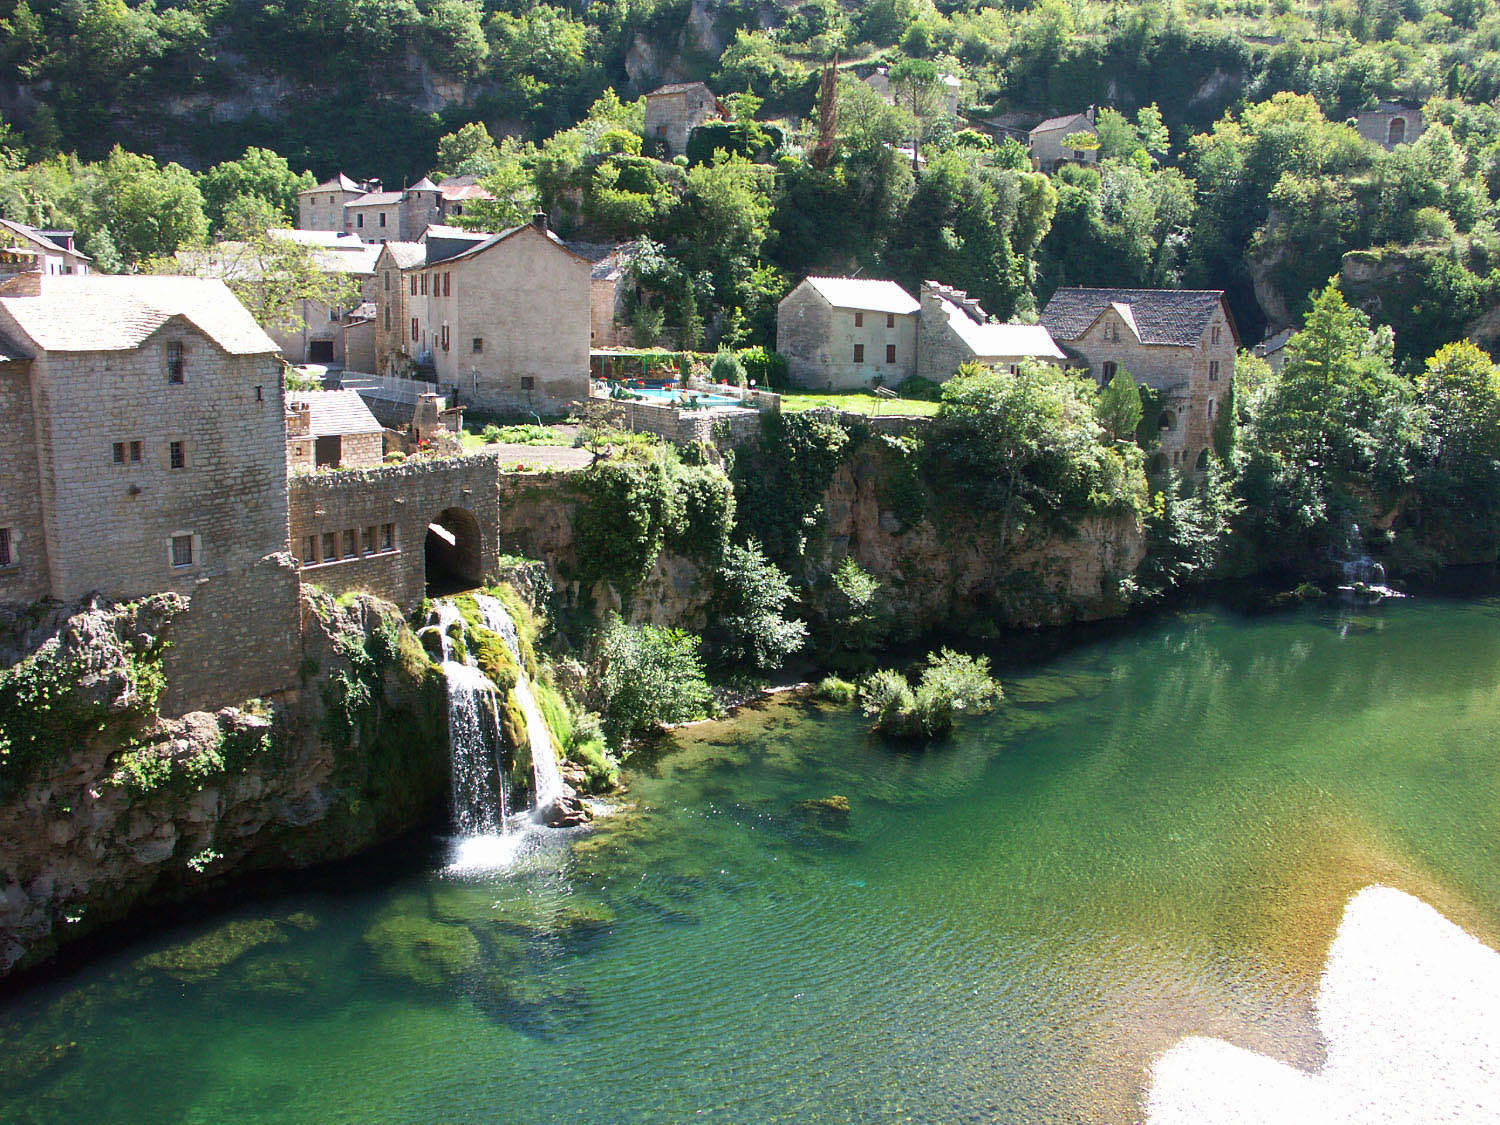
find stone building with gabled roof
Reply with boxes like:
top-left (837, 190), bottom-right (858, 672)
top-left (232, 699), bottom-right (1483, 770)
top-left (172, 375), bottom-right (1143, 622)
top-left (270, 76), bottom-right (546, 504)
top-left (0, 270), bottom-right (298, 709)
top-left (917, 281), bottom-right (1065, 380)
top-left (1029, 108), bottom-right (1098, 172)
top-left (298, 174), bottom-right (494, 243)
top-left (286, 389), bottom-right (384, 471)
top-left (643, 81), bottom-right (727, 156)
top-left (0, 219), bottom-right (91, 280)
top-left (1040, 287), bottom-right (1238, 473)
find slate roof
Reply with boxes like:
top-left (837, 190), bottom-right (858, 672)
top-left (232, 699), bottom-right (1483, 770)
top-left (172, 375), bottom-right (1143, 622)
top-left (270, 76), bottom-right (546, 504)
top-left (566, 241), bottom-right (640, 281)
top-left (0, 329), bottom-right (29, 363)
top-left (305, 173), bottom-right (367, 194)
top-left (378, 241), bottom-right (426, 270)
top-left (1031, 112), bottom-right (1094, 135)
top-left (1039, 288), bottom-right (1230, 346)
top-left (803, 277), bottom-right (920, 315)
top-left (0, 217), bottom-right (88, 260)
top-left (440, 183), bottom-right (492, 201)
top-left (408, 177), bottom-right (439, 192)
top-left (288, 389), bottom-right (383, 437)
top-left (268, 228), bottom-right (365, 249)
top-left (648, 81), bottom-right (714, 97)
top-left (0, 275), bottom-right (278, 355)
top-left (348, 191), bottom-right (404, 207)
top-left (438, 223), bottom-right (593, 266)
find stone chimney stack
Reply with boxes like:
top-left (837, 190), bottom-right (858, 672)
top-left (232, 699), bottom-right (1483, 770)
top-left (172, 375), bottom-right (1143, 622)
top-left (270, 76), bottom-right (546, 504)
top-left (532, 211), bottom-right (548, 232)
top-left (285, 400), bottom-right (311, 439)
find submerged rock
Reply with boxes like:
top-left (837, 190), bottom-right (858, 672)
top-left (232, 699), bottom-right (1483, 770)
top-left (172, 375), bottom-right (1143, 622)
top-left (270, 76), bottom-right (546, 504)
top-left (792, 795), bottom-right (852, 830)
top-left (361, 913), bottom-right (480, 991)
top-left (136, 917), bottom-right (290, 983)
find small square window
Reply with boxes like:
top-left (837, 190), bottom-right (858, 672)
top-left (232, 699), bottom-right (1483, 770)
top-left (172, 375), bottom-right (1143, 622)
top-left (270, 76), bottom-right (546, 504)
top-left (0, 527), bottom-right (12, 568)
top-left (130, 441), bottom-right (142, 463)
top-left (344, 530), bottom-right (358, 559)
top-left (472, 337), bottom-right (483, 353)
top-left (165, 341), bottom-right (185, 384)
top-left (322, 532), bottom-right (338, 560)
top-left (362, 526), bottom-right (376, 555)
top-left (381, 523), bottom-right (395, 551)
top-left (854, 312), bottom-right (864, 328)
top-left (171, 534), bottom-right (194, 568)
top-left (169, 441), bottom-right (186, 470)
top-left (520, 376), bottom-right (536, 391)
top-left (113, 442), bottom-right (125, 464)
top-left (854, 343), bottom-right (865, 363)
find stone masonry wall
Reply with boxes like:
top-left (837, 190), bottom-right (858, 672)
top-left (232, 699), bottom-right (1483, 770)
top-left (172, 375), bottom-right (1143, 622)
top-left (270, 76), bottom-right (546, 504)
top-left (778, 285), bottom-right (919, 391)
top-left (289, 452), bottom-right (502, 610)
top-left (0, 362), bottom-right (50, 603)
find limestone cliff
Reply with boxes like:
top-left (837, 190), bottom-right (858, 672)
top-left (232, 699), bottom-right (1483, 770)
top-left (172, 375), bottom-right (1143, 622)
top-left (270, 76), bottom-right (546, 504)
top-left (0, 592), bottom-right (446, 979)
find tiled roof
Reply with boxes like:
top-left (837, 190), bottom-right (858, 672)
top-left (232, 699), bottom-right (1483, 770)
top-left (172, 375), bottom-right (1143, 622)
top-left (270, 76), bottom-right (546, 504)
top-left (409, 177), bottom-right (438, 192)
top-left (269, 228), bottom-right (365, 248)
top-left (1040, 288), bottom-right (1229, 347)
top-left (348, 191), bottom-right (404, 207)
top-left (0, 275), bottom-right (278, 355)
top-left (1032, 112), bottom-right (1093, 135)
top-left (378, 241), bottom-right (426, 269)
top-left (305, 173), bottom-right (367, 194)
top-left (440, 184), bottom-right (492, 201)
top-left (565, 241), bottom-right (640, 281)
top-left (288, 389), bottom-right (383, 437)
top-left (803, 277), bottom-right (919, 315)
top-left (439, 223), bottom-right (592, 266)
top-left (0, 329), bottom-right (30, 363)
top-left (0, 217), bottom-right (88, 260)
top-left (436, 173), bottom-right (484, 188)
top-left (648, 81), bottom-right (713, 97)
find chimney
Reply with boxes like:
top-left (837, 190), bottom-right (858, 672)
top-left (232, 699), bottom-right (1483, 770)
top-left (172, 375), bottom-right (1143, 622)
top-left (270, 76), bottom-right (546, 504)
top-left (1086, 105), bottom-right (1096, 124)
top-left (532, 211), bottom-right (548, 232)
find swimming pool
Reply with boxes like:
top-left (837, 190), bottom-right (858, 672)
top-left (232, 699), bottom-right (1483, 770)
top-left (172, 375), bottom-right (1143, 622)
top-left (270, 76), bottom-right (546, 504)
top-left (616, 384), bottom-right (744, 408)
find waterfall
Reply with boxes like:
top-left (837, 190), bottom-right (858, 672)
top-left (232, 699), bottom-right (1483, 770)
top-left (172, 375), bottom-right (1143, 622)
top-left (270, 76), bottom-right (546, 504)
top-left (1335, 521), bottom-right (1400, 599)
top-left (442, 660), bottom-right (509, 834)
top-left (472, 594), bottom-right (568, 821)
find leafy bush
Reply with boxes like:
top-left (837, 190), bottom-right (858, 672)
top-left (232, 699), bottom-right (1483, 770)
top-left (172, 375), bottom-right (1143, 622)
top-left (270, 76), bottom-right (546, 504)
top-left (737, 346), bottom-right (789, 389)
top-left (859, 649), bottom-right (1001, 742)
top-left (732, 412), bottom-right (851, 567)
top-left (709, 349), bottom-right (747, 387)
top-left (574, 456), bottom-right (680, 594)
top-left (895, 375), bottom-right (944, 402)
top-left (825, 557), bottom-right (889, 655)
top-left (814, 675), bottom-right (857, 704)
top-left (593, 617), bottom-right (713, 743)
top-left (667, 461), bottom-right (736, 561)
top-left (707, 541), bottom-right (808, 671)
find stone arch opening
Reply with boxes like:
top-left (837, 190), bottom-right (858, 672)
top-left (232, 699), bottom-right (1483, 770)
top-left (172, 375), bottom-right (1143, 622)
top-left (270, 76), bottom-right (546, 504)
top-left (1389, 116), bottom-right (1406, 146)
top-left (1159, 409), bottom-right (1177, 432)
top-left (1196, 447), bottom-right (1211, 470)
top-left (1149, 451), bottom-right (1170, 476)
top-left (425, 506), bottom-right (483, 596)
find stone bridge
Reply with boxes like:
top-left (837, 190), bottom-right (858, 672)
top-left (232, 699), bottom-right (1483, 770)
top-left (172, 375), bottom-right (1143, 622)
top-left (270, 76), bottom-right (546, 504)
top-left (289, 452), bottom-right (507, 611)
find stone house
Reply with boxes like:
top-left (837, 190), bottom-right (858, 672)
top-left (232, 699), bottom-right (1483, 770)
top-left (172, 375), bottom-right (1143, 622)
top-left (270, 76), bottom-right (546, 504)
top-left (1040, 287), bottom-right (1238, 472)
top-left (403, 216), bottom-right (592, 412)
top-left (643, 82), bottom-right (727, 156)
top-left (778, 277), bottom-right (1066, 390)
top-left (1353, 102), bottom-right (1425, 150)
top-left (863, 68), bottom-right (963, 117)
top-left (778, 277), bottom-right (922, 390)
top-left (286, 389), bottom-right (384, 471)
top-left (917, 281), bottom-right (1066, 380)
top-left (299, 174), bottom-right (493, 242)
top-left (1029, 108), bottom-right (1099, 173)
top-left (268, 240), bottom-right (380, 367)
top-left (0, 219), bottom-right (91, 279)
top-left (372, 241), bottom-right (426, 378)
top-left (297, 173), bottom-right (376, 232)
top-left (567, 241), bottom-right (641, 348)
top-left (1255, 327), bottom-right (1294, 374)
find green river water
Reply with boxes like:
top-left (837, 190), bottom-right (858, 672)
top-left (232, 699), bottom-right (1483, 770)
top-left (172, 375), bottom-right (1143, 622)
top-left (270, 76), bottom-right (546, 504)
top-left (4, 597), bottom-right (1500, 1123)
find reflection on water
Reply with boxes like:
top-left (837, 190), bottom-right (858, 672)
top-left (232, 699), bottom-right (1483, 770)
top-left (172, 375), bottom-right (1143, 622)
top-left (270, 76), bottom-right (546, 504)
top-left (4, 598), bottom-right (1500, 1123)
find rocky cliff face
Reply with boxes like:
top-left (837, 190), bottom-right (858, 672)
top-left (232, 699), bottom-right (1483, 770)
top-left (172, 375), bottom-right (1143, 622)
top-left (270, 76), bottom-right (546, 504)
top-left (0, 592), bottom-right (446, 979)
top-left (821, 440), bottom-right (1145, 631)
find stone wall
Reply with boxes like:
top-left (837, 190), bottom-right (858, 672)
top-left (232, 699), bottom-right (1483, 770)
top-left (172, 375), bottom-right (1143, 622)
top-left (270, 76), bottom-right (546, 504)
top-left (289, 452), bottom-right (502, 610)
top-left (0, 361), bottom-right (50, 603)
top-left (643, 86), bottom-right (721, 155)
top-left (777, 283), bottom-right (918, 390)
top-left (613, 399), bottom-right (764, 446)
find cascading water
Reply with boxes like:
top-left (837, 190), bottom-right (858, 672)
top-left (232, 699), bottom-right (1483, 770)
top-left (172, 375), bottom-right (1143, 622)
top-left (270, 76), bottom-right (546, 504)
top-left (1334, 521), bottom-right (1401, 600)
top-left (472, 595), bottom-right (568, 821)
top-left (442, 660), bottom-right (509, 834)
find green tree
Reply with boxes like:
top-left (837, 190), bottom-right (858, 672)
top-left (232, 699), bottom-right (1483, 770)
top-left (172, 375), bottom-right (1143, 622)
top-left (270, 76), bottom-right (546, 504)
top-left (592, 618), bottom-right (712, 744)
top-left (93, 146), bottom-right (206, 262)
top-left (198, 148), bottom-right (314, 234)
top-left (434, 122), bottom-right (501, 179)
top-left (707, 541), bottom-right (808, 670)
top-left (1096, 367), bottom-right (1144, 440)
top-left (1414, 340), bottom-right (1500, 555)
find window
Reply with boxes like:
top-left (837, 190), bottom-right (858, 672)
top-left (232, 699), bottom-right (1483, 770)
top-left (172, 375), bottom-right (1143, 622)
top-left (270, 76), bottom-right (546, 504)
top-left (1209, 360), bottom-right (1220, 382)
top-left (854, 312), bottom-right (864, 328)
top-left (472, 337), bottom-right (483, 353)
top-left (886, 313), bottom-right (895, 329)
top-left (0, 528), bottom-right (12, 568)
top-left (381, 523), bottom-right (395, 551)
top-left (322, 532), bottom-right (337, 561)
top-left (441, 324), bottom-right (450, 351)
top-left (385, 308), bottom-right (391, 330)
top-left (165, 341), bottom-right (185, 384)
top-left (303, 535), bottom-right (318, 564)
top-left (169, 441), bottom-right (186, 470)
top-left (1102, 361), bottom-right (1118, 381)
top-left (443, 272), bottom-right (450, 298)
top-left (520, 376), bottom-right (536, 391)
top-left (356, 213), bottom-right (364, 228)
top-left (343, 530), bottom-right (358, 559)
top-left (854, 343), bottom-right (865, 363)
top-left (410, 276), bottom-right (417, 297)
top-left (411, 318), bottom-right (419, 342)
top-left (255, 385), bottom-right (263, 402)
top-left (384, 273), bottom-right (390, 291)
top-left (1211, 326), bottom-right (1222, 345)
top-left (170, 534), bottom-right (194, 568)
top-left (362, 526), bottom-right (376, 555)
top-left (420, 274), bottom-right (428, 295)
top-left (378, 212), bottom-right (387, 227)
top-left (885, 344), bottom-right (897, 364)
top-left (1208, 398), bottom-right (1216, 420)
top-left (113, 442), bottom-right (125, 464)
top-left (329, 308), bottom-right (340, 322)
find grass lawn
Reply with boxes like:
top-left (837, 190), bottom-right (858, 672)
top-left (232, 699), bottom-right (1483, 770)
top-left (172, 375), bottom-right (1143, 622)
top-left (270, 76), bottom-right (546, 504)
top-left (778, 391), bottom-right (941, 417)
top-left (460, 423), bottom-right (574, 451)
